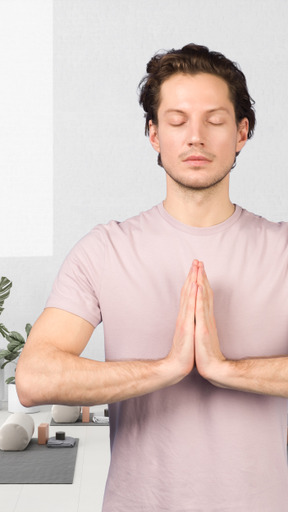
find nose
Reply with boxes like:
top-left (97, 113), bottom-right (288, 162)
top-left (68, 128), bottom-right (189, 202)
top-left (186, 119), bottom-right (205, 146)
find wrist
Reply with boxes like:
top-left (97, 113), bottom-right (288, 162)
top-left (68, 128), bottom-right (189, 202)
top-left (199, 357), bottom-right (231, 389)
top-left (162, 353), bottom-right (193, 386)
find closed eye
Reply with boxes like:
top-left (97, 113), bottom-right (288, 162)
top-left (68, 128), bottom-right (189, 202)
top-left (207, 117), bottom-right (225, 125)
top-left (168, 116), bottom-right (186, 126)
top-left (170, 121), bottom-right (186, 127)
top-left (209, 121), bottom-right (223, 126)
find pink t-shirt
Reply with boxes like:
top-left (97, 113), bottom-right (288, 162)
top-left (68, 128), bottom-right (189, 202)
top-left (46, 204), bottom-right (288, 511)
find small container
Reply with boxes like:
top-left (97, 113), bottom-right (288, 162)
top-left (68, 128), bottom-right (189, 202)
top-left (56, 431), bottom-right (66, 440)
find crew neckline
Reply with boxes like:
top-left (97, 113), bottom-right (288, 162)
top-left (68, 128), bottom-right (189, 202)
top-left (157, 202), bottom-right (242, 235)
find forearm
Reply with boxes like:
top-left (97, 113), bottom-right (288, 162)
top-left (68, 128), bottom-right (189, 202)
top-left (194, 263), bottom-right (288, 398)
top-left (16, 345), bottom-right (178, 407)
top-left (16, 262), bottom-right (197, 407)
top-left (205, 356), bottom-right (288, 397)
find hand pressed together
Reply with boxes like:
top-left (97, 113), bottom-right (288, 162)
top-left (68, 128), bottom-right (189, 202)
top-left (194, 261), bottom-right (226, 383)
top-left (169, 259), bottom-right (226, 384)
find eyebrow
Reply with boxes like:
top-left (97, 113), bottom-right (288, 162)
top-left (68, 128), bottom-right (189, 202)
top-left (163, 109), bottom-right (186, 117)
top-left (164, 107), bottom-right (230, 116)
top-left (206, 107), bottom-right (230, 114)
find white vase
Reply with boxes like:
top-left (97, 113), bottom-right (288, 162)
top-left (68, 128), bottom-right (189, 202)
top-left (8, 383), bottom-right (40, 414)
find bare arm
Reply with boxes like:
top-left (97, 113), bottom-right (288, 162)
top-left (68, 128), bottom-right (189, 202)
top-left (195, 262), bottom-right (288, 397)
top-left (16, 262), bottom-right (198, 407)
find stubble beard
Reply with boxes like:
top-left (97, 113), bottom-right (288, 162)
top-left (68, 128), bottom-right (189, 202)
top-left (163, 162), bottom-right (233, 192)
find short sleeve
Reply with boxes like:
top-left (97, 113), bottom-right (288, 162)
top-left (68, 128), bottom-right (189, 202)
top-left (45, 226), bottom-right (106, 327)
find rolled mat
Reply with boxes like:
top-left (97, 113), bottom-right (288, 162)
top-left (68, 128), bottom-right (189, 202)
top-left (0, 413), bottom-right (34, 451)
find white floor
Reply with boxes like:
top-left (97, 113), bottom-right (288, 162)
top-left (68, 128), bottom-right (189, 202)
top-left (0, 402), bottom-right (110, 512)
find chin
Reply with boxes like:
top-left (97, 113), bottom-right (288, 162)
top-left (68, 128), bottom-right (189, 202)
top-left (164, 167), bottom-right (231, 191)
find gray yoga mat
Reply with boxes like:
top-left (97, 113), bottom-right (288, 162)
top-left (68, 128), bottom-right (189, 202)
top-left (50, 412), bottom-right (109, 426)
top-left (0, 438), bottom-right (79, 484)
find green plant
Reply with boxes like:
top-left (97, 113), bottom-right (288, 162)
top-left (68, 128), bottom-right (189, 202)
top-left (0, 276), bottom-right (12, 338)
top-left (0, 276), bottom-right (32, 384)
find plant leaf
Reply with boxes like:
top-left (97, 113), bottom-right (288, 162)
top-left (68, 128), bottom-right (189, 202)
top-left (7, 340), bottom-right (22, 352)
top-left (0, 323), bottom-right (9, 338)
top-left (6, 376), bottom-right (15, 385)
top-left (0, 277), bottom-right (12, 315)
top-left (1, 358), bottom-right (17, 369)
top-left (6, 331), bottom-right (25, 344)
top-left (25, 323), bottom-right (32, 337)
top-left (2, 352), bottom-right (18, 363)
top-left (0, 349), bottom-right (10, 359)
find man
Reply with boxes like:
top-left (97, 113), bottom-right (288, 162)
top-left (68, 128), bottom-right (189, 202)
top-left (16, 44), bottom-right (288, 511)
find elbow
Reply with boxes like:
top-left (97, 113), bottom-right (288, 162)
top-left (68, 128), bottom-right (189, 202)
top-left (16, 388), bottom-right (35, 408)
top-left (15, 363), bottom-right (40, 408)
top-left (15, 378), bottom-right (34, 409)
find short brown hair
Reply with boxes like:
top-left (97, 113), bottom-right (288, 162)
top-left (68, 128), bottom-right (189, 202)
top-left (138, 43), bottom-right (255, 160)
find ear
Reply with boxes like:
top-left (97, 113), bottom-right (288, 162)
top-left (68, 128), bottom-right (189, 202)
top-left (236, 117), bottom-right (249, 153)
top-left (149, 121), bottom-right (160, 153)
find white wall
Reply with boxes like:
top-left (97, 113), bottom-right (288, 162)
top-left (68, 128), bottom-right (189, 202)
top-left (0, 0), bottom-right (53, 258)
top-left (1, 0), bottom-right (288, 397)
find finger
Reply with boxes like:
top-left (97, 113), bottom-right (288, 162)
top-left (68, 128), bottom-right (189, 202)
top-left (195, 283), bottom-right (206, 328)
top-left (196, 263), bottom-right (208, 303)
top-left (186, 261), bottom-right (199, 314)
top-left (188, 259), bottom-right (199, 284)
top-left (178, 263), bottom-right (198, 328)
top-left (188, 259), bottom-right (199, 290)
top-left (197, 262), bottom-right (213, 311)
top-left (181, 279), bottom-right (197, 321)
top-left (195, 283), bottom-right (211, 333)
top-left (197, 261), bottom-right (207, 285)
top-left (180, 260), bottom-right (199, 307)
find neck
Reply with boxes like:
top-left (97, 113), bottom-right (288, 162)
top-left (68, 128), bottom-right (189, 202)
top-left (163, 177), bottom-right (234, 228)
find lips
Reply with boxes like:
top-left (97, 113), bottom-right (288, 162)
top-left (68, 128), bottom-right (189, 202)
top-left (183, 155), bottom-right (211, 162)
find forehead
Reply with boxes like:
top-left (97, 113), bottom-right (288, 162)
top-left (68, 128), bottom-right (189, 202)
top-left (158, 72), bottom-right (234, 114)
